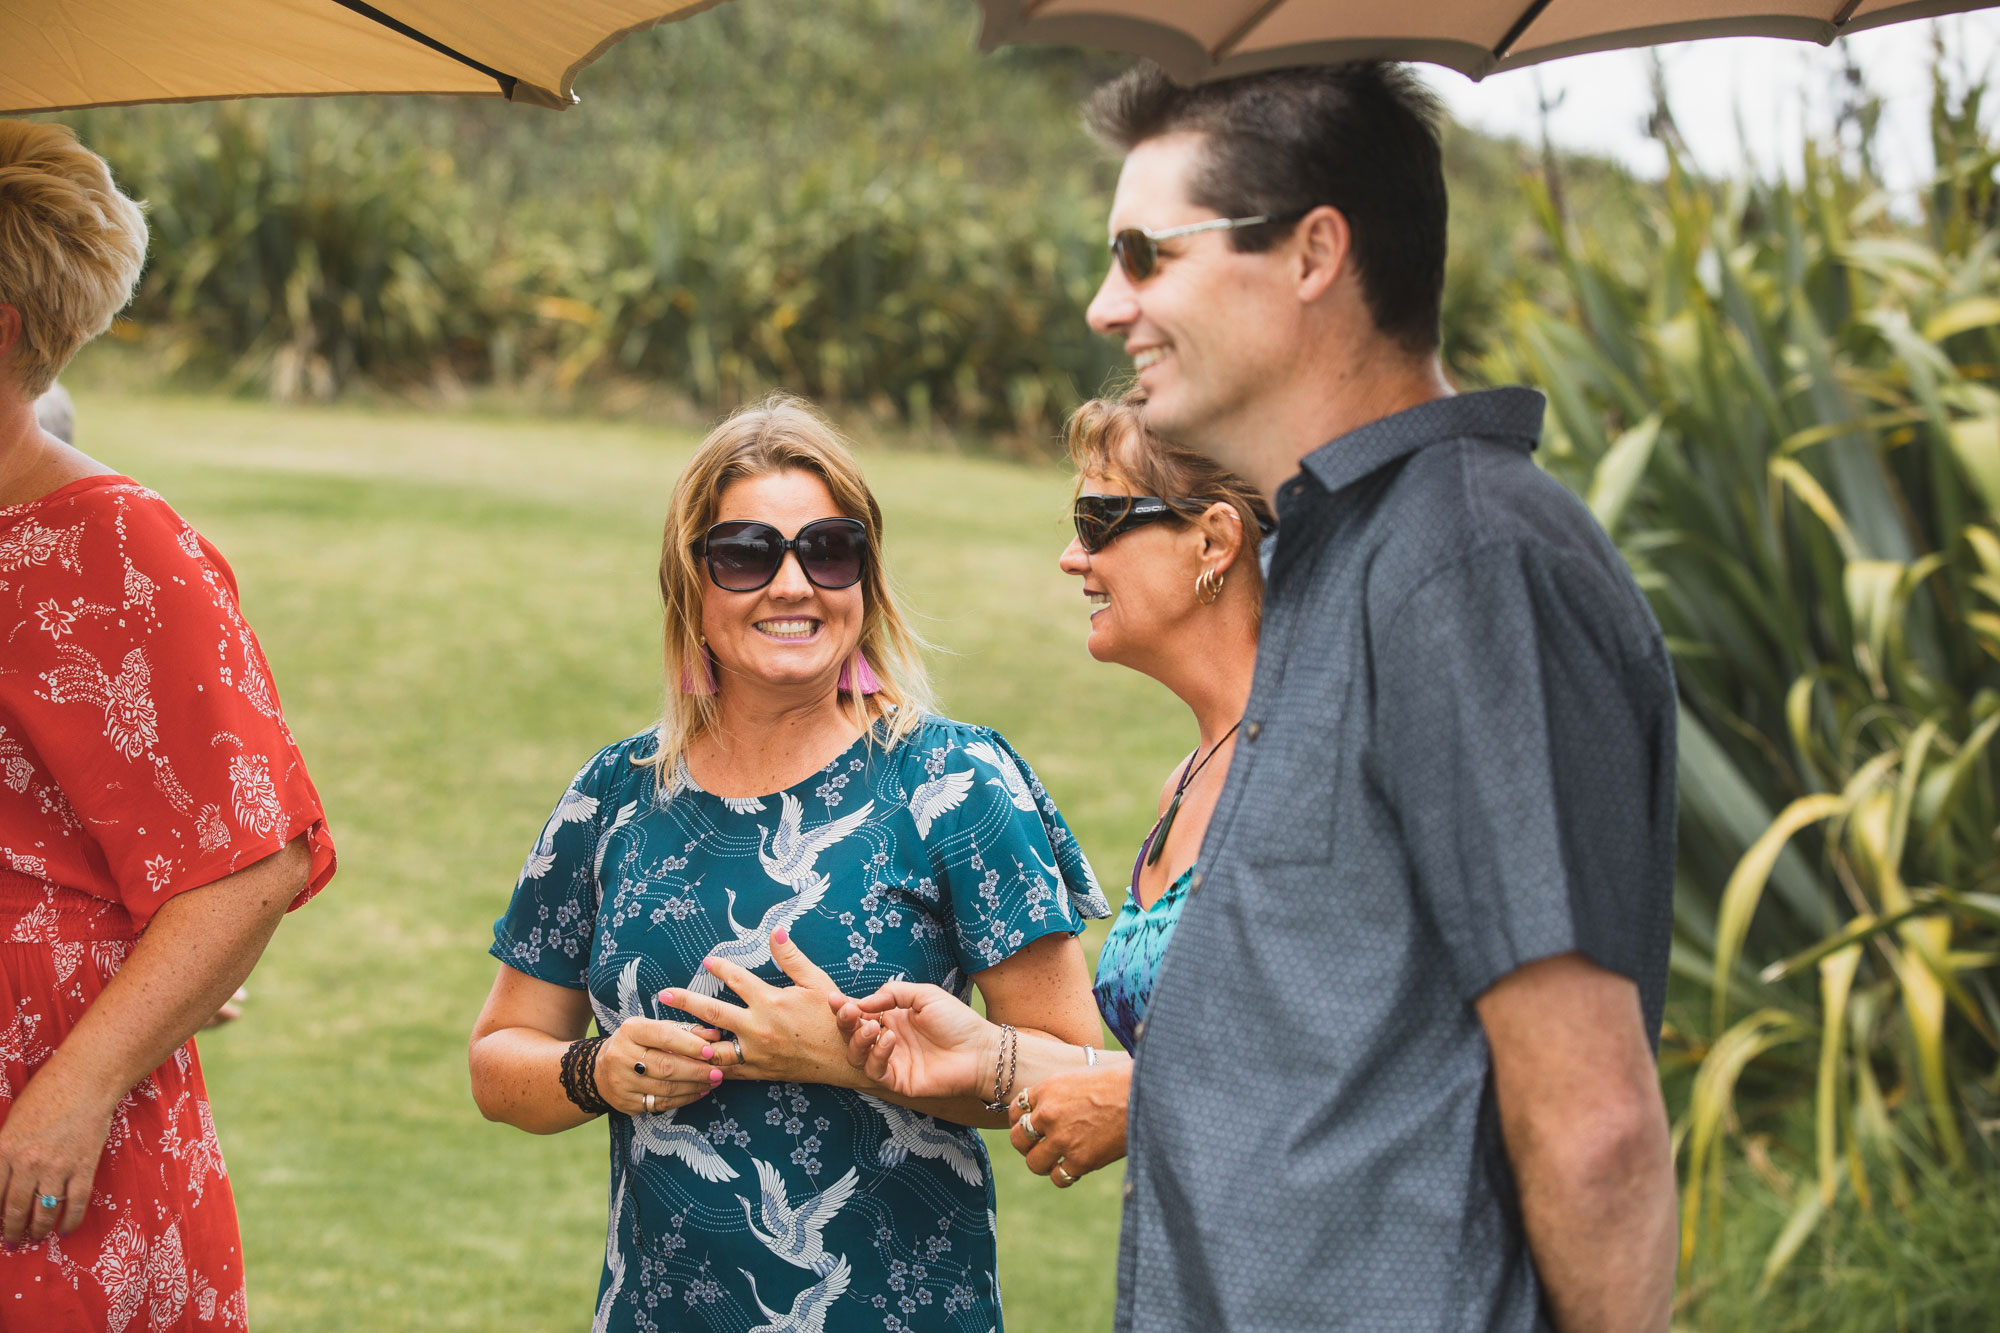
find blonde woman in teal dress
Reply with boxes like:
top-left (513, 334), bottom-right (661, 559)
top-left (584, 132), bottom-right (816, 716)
top-left (469, 396), bottom-right (1108, 1332)
top-left (833, 390), bottom-right (1271, 1192)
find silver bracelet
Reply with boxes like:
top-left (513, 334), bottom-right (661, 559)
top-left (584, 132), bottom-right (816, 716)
top-left (981, 1024), bottom-right (1018, 1112)
top-left (1083, 1044), bottom-right (1099, 1067)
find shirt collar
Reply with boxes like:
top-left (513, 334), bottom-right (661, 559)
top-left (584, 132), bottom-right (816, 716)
top-left (1290, 387), bottom-right (1547, 500)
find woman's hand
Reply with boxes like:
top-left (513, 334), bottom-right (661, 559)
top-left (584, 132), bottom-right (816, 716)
top-left (0, 1070), bottom-right (118, 1243)
top-left (832, 981), bottom-right (997, 1101)
top-left (599, 1016), bottom-right (727, 1115)
top-left (1008, 1065), bottom-right (1132, 1188)
top-left (660, 929), bottom-right (858, 1087)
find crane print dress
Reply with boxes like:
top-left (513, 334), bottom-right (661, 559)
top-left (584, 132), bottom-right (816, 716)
top-left (492, 718), bottom-right (1108, 1333)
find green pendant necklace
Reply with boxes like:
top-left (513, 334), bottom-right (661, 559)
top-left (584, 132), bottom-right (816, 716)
top-left (1144, 720), bottom-right (1242, 867)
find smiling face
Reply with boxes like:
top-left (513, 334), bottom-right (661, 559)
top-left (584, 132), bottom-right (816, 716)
top-left (1086, 132), bottom-right (1301, 467)
top-left (699, 469), bottom-right (865, 696)
top-left (1057, 459), bottom-right (1206, 673)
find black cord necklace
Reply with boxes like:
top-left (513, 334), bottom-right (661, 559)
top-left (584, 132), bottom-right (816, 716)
top-left (1144, 720), bottom-right (1241, 867)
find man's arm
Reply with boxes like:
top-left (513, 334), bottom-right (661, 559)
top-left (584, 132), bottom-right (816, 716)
top-left (1476, 951), bottom-right (1677, 1332)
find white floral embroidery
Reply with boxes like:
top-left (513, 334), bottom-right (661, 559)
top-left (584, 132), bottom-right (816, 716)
top-left (226, 753), bottom-right (285, 837)
top-left (92, 1213), bottom-right (148, 1333)
top-left (121, 555), bottom-right (156, 617)
top-left (0, 517), bottom-right (83, 572)
top-left (34, 597), bottom-right (77, 639)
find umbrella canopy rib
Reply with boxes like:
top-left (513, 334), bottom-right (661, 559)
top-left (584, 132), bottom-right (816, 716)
top-left (1494, 0), bottom-right (1557, 58)
top-left (1216, 1), bottom-right (1291, 60)
top-left (327, 0), bottom-right (518, 100)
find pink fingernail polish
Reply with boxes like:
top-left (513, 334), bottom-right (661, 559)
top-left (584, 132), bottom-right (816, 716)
top-left (771, 928), bottom-right (788, 945)
top-left (709, 1068), bottom-right (723, 1084)
top-left (701, 1045), bottom-right (714, 1059)
top-left (661, 990), bottom-right (676, 1004)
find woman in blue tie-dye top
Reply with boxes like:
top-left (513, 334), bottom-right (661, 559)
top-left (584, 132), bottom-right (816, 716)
top-left (831, 389), bottom-right (1272, 1193)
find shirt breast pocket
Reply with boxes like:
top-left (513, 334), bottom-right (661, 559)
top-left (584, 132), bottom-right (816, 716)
top-left (1240, 724), bottom-right (1341, 867)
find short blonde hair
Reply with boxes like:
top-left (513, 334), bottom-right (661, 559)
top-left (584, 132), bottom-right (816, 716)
top-left (644, 395), bottom-right (935, 784)
top-left (0, 122), bottom-right (147, 397)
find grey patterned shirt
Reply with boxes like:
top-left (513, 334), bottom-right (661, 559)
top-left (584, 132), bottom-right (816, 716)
top-left (1114, 388), bottom-right (1676, 1331)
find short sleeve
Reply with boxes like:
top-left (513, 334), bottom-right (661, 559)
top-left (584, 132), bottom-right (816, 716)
top-left (14, 488), bottom-right (335, 926)
top-left (924, 726), bottom-right (1110, 978)
top-left (1375, 544), bottom-right (1676, 1024)
top-left (489, 746), bottom-right (622, 988)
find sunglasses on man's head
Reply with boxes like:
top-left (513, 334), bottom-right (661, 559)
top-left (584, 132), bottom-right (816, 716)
top-left (1071, 495), bottom-right (1211, 553)
top-left (1109, 210), bottom-right (1309, 283)
top-left (694, 517), bottom-right (868, 592)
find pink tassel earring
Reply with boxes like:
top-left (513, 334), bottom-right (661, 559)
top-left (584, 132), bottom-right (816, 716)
top-left (678, 644), bottom-right (719, 696)
top-left (837, 651), bottom-right (883, 695)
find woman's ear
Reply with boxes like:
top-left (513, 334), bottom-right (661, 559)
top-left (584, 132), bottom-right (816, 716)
top-left (1196, 502), bottom-right (1248, 573)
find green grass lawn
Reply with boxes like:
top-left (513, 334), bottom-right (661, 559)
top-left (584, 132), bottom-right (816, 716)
top-left (77, 390), bottom-right (1180, 1329)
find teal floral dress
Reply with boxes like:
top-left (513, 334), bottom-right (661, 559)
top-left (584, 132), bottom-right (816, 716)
top-left (492, 718), bottom-right (1108, 1333)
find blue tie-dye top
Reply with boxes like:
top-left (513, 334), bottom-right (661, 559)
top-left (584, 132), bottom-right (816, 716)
top-left (1090, 830), bottom-right (1195, 1051)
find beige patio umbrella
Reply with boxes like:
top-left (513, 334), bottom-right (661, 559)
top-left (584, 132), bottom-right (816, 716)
top-left (0, 0), bottom-right (732, 115)
top-left (974, 0), bottom-right (1999, 82)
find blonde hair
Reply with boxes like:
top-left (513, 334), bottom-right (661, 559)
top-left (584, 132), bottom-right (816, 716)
top-left (0, 122), bottom-right (147, 398)
top-left (644, 394), bottom-right (935, 785)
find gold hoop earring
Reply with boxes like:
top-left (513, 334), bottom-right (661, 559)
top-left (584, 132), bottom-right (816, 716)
top-left (1195, 568), bottom-right (1224, 605)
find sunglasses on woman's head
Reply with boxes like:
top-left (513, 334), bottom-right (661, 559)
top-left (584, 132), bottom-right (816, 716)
top-left (1109, 209), bottom-right (1309, 283)
top-left (695, 517), bottom-right (868, 592)
top-left (1071, 495), bottom-right (1210, 553)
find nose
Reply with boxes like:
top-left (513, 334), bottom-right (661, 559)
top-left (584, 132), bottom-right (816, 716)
top-left (1085, 258), bottom-right (1136, 336)
top-left (1058, 532), bottom-right (1091, 575)
top-left (766, 548), bottom-right (814, 600)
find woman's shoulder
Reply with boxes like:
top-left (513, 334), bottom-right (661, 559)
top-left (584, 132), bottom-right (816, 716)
top-left (887, 715), bottom-right (1030, 766)
top-left (566, 729), bottom-right (666, 800)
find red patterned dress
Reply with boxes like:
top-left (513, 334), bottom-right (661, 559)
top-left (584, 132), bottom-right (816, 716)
top-left (0, 474), bottom-right (335, 1330)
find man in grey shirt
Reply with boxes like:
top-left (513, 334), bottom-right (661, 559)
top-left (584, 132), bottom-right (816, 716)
top-left (1079, 63), bottom-right (1679, 1329)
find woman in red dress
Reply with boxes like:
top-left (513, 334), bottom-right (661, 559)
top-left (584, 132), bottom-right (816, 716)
top-left (0, 121), bottom-right (336, 1328)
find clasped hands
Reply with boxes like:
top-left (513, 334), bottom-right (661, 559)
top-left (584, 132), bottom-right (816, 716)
top-left (829, 980), bottom-right (1130, 1188)
top-left (607, 929), bottom-right (1124, 1187)
top-left (597, 927), bottom-right (868, 1117)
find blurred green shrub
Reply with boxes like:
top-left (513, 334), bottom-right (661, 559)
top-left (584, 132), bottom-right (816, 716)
top-left (1483, 56), bottom-right (2000, 1292)
top-left (74, 101), bottom-right (494, 400)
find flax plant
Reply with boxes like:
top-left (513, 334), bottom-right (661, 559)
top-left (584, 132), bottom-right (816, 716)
top-left (1481, 66), bottom-right (2000, 1286)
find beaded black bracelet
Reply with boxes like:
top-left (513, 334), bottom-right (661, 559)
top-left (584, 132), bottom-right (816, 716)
top-left (560, 1035), bottom-right (612, 1116)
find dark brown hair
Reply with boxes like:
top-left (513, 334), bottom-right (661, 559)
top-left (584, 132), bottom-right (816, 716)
top-left (1065, 388), bottom-right (1274, 587)
top-left (1084, 62), bottom-right (1446, 355)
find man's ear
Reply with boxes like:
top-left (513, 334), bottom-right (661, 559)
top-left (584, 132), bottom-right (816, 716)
top-left (1294, 205), bottom-right (1351, 304)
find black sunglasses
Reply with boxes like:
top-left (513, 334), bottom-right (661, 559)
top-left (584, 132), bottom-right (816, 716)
top-left (694, 517), bottom-right (869, 592)
top-left (1109, 210), bottom-right (1308, 283)
top-left (1072, 495), bottom-right (1211, 553)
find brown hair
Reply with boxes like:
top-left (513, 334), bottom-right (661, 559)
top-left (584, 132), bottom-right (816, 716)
top-left (1065, 387), bottom-right (1274, 593)
top-left (1083, 62), bottom-right (1446, 356)
top-left (644, 394), bottom-right (934, 784)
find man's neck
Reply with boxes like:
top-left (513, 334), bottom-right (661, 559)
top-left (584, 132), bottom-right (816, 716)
top-left (1229, 347), bottom-right (1454, 506)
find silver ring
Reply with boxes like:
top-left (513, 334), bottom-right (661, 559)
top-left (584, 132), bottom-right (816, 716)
top-left (1018, 1112), bottom-right (1044, 1143)
top-left (643, 1092), bottom-right (656, 1114)
top-left (1014, 1091), bottom-right (1032, 1112)
top-left (727, 1038), bottom-right (744, 1067)
top-left (1052, 1163), bottom-right (1077, 1187)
